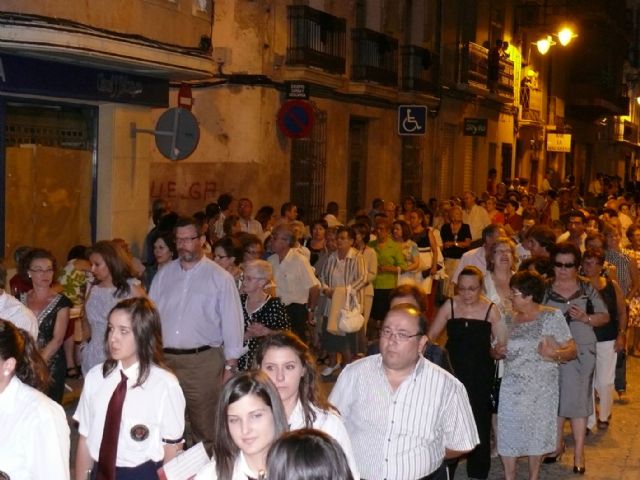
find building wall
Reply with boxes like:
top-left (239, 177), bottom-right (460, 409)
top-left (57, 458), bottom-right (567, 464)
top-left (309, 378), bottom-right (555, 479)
top-left (1, 0), bottom-right (211, 47)
top-left (98, 105), bottom-right (155, 256)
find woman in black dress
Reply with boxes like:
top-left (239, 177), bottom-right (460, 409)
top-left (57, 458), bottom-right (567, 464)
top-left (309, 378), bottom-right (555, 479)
top-left (429, 266), bottom-right (506, 480)
top-left (440, 205), bottom-right (472, 297)
top-left (20, 248), bottom-right (72, 403)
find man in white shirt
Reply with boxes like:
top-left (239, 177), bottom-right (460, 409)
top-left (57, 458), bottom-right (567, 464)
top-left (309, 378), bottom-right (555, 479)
top-left (237, 197), bottom-right (264, 237)
top-left (557, 210), bottom-right (587, 252)
top-left (452, 224), bottom-right (505, 284)
top-left (149, 216), bottom-right (244, 454)
top-left (324, 201), bottom-right (343, 227)
top-left (268, 223), bottom-right (320, 343)
top-left (330, 304), bottom-right (479, 480)
top-left (0, 263), bottom-right (37, 339)
top-left (462, 191), bottom-right (491, 243)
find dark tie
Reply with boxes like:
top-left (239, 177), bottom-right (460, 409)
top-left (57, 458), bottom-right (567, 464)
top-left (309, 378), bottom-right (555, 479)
top-left (96, 370), bottom-right (128, 480)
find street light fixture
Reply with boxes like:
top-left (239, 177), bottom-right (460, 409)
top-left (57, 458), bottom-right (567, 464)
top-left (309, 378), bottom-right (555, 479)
top-left (557, 27), bottom-right (576, 46)
top-left (536, 36), bottom-right (554, 55)
top-left (534, 27), bottom-right (577, 55)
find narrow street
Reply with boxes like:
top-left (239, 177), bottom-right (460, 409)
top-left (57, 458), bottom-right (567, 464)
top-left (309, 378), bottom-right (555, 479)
top-left (63, 354), bottom-right (640, 479)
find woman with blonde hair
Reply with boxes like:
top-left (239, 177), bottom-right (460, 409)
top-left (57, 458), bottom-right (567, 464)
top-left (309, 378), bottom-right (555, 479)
top-left (237, 259), bottom-right (289, 370)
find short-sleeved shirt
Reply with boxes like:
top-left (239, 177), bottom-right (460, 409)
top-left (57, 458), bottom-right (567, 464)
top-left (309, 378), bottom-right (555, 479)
top-left (268, 249), bottom-right (320, 305)
top-left (0, 376), bottom-right (70, 480)
top-left (74, 361), bottom-right (186, 467)
top-left (329, 355), bottom-right (479, 480)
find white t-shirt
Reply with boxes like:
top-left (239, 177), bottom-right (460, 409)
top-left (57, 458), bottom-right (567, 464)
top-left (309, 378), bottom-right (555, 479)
top-left (0, 291), bottom-right (38, 339)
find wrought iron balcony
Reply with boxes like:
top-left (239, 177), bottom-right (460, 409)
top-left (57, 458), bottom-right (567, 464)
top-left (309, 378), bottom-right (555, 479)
top-left (351, 28), bottom-right (398, 87)
top-left (286, 5), bottom-right (346, 75)
top-left (401, 45), bottom-right (438, 94)
top-left (459, 41), bottom-right (514, 100)
top-left (459, 42), bottom-right (488, 89)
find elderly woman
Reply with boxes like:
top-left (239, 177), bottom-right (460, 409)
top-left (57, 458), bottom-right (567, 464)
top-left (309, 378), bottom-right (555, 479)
top-left (542, 242), bottom-right (609, 474)
top-left (236, 259), bottom-right (290, 371)
top-left (319, 226), bottom-right (367, 376)
top-left (581, 248), bottom-right (626, 432)
top-left (142, 230), bottom-right (177, 290)
top-left (497, 271), bottom-right (575, 480)
top-left (440, 205), bottom-right (472, 296)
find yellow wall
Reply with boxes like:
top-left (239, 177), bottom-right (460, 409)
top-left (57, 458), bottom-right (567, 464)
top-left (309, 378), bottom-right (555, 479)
top-left (2, 0), bottom-right (211, 47)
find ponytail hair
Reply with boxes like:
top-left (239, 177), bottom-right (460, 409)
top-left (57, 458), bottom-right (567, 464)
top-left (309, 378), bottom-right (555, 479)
top-left (0, 319), bottom-right (50, 391)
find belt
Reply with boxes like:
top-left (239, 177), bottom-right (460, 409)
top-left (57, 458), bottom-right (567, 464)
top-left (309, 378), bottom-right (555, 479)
top-left (163, 345), bottom-right (212, 355)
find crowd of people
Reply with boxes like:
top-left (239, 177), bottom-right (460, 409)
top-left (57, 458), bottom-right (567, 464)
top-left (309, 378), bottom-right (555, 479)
top-left (0, 171), bottom-right (639, 480)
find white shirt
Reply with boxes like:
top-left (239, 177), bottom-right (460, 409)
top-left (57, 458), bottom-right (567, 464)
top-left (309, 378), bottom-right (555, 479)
top-left (329, 355), bottom-right (479, 480)
top-left (195, 452), bottom-right (257, 480)
top-left (239, 217), bottom-right (264, 237)
top-left (557, 231), bottom-right (587, 252)
top-left (462, 204), bottom-right (491, 241)
top-left (74, 361), bottom-right (186, 467)
top-left (149, 257), bottom-right (245, 358)
top-left (324, 213), bottom-right (342, 227)
top-left (0, 376), bottom-right (70, 480)
top-left (452, 246), bottom-right (488, 283)
top-left (289, 400), bottom-right (360, 479)
top-left (268, 250), bottom-right (320, 305)
top-left (0, 291), bottom-right (38, 339)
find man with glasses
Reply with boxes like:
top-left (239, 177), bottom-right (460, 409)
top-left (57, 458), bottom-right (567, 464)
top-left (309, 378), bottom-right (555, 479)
top-left (149, 215), bottom-right (244, 455)
top-left (330, 304), bottom-right (478, 480)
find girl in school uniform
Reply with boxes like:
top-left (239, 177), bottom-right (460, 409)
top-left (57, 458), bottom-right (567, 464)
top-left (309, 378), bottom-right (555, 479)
top-left (74, 297), bottom-right (186, 480)
top-left (195, 371), bottom-right (289, 480)
top-left (0, 319), bottom-right (70, 480)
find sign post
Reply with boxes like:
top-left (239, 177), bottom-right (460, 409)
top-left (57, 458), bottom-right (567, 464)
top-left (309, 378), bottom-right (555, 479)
top-left (463, 118), bottom-right (488, 136)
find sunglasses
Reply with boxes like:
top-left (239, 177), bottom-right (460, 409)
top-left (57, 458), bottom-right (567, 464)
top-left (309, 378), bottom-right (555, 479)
top-left (553, 261), bottom-right (576, 269)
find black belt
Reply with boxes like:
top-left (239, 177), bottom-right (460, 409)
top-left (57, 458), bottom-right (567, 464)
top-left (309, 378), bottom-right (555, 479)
top-left (163, 345), bottom-right (212, 355)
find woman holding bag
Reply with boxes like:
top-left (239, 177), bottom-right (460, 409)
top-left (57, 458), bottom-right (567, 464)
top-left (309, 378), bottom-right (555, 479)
top-left (319, 226), bottom-right (367, 377)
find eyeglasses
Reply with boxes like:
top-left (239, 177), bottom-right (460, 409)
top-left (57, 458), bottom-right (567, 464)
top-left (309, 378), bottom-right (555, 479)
top-left (243, 275), bottom-right (267, 282)
top-left (553, 261), bottom-right (576, 269)
top-left (245, 249), bottom-right (263, 256)
top-left (510, 290), bottom-right (524, 297)
top-left (457, 286), bottom-right (480, 292)
top-left (175, 235), bottom-right (200, 244)
top-left (380, 328), bottom-right (422, 342)
top-left (29, 268), bottom-right (54, 274)
top-left (214, 254), bottom-right (230, 260)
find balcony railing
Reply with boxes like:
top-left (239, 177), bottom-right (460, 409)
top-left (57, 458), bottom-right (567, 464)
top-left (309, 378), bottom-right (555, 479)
top-left (401, 45), bottom-right (439, 93)
top-left (286, 5), bottom-right (347, 75)
top-left (459, 42), bottom-right (514, 100)
top-left (612, 118), bottom-right (638, 143)
top-left (351, 28), bottom-right (398, 87)
top-left (459, 42), bottom-right (488, 89)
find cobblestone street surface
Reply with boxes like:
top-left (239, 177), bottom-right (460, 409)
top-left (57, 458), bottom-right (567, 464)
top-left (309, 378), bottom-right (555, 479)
top-left (64, 355), bottom-right (640, 479)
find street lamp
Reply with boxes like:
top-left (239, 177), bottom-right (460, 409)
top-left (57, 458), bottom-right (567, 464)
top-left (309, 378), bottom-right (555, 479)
top-left (534, 27), bottom-right (577, 55)
top-left (536, 36), bottom-right (554, 55)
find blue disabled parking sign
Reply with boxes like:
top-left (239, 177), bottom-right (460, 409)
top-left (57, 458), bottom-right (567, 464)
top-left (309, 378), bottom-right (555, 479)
top-left (398, 105), bottom-right (427, 136)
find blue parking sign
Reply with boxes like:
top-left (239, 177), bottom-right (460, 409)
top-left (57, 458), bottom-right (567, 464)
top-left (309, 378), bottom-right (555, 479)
top-left (398, 105), bottom-right (427, 136)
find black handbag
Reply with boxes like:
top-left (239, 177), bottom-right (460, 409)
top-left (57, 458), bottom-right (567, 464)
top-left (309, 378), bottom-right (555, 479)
top-left (488, 361), bottom-right (501, 413)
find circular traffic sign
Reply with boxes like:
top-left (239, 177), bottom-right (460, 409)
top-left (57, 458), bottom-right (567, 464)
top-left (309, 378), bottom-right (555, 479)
top-left (155, 107), bottom-right (200, 161)
top-left (277, 100), bottom-right (315, 138)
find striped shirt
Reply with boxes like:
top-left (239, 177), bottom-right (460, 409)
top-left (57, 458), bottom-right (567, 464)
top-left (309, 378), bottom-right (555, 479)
top-left (606, 249), bottom-right (632, 295)
top-left (329, 355), bottom-right (479, 480)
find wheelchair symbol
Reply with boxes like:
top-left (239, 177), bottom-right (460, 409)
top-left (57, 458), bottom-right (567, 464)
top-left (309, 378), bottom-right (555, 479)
top-left (402, 109), bottom-right (422, 132)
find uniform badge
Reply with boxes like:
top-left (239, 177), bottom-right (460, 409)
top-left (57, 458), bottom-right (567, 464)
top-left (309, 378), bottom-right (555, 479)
top-left (130, 424), bottom-right (150, 442)
top-left (0, 471), bottom-right (10, 480)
